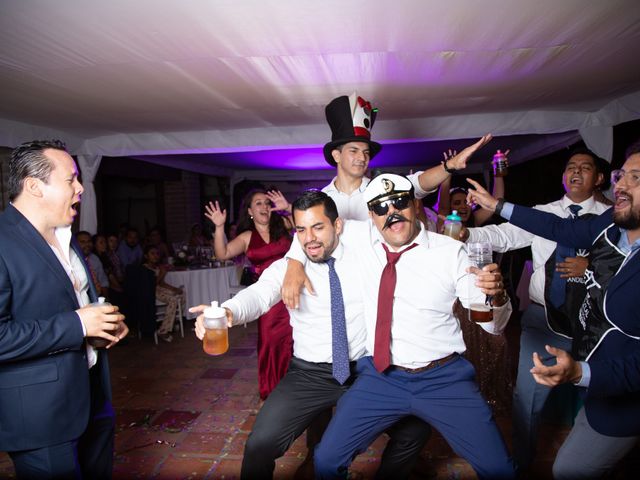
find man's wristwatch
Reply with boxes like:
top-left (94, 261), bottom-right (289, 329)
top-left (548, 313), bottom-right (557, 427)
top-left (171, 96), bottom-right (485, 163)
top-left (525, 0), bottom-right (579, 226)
top-left (492, 292), bottom-right (509, 307)
top-left (441, 159), bottom-right (456, 174)
top-left (494, 198), bottom-right (505, 216)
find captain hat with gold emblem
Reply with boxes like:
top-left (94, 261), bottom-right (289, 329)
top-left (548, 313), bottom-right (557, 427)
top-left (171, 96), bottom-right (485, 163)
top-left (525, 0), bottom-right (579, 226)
top-left (363, 173), bottom-right (414, 211)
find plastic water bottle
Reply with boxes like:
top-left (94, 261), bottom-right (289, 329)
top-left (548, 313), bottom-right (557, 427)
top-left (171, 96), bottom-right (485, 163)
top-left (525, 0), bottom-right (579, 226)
top-left (203, 301), bottom-right (229, 355)
top-left (443, 210), bottom-right (463, 240)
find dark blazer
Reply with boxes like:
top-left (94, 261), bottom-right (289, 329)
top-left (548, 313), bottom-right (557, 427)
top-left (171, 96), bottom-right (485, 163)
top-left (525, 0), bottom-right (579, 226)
top-left (0, 205), bottom-right (112, 451)
top-left (509, 205), bottom-right (640, 436)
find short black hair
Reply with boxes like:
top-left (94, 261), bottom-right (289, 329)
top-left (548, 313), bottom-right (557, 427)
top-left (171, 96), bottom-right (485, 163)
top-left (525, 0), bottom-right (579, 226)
top-left (292, 190), bottom-right (339, 224)
top-left (565, 146), bottom-right (610, 189)
top-left (8, 139), bottom-right (68, 201)
top-left (76, 230), bottom-right (92, 240)
top-left (625, 139), bottom-right (640, 159)
top-left (565, 146), bottom-right (606, 172)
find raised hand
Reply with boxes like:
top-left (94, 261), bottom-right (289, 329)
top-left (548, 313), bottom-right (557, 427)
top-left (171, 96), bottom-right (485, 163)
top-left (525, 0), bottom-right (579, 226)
top-left (266, 190), bottom-right (291, 212)
top-left (446, 134), bottom-right (493, 171)
top-left (466, 178), bottom-right (499, 211)
top-left (204, 201), bottom-right (227, 227)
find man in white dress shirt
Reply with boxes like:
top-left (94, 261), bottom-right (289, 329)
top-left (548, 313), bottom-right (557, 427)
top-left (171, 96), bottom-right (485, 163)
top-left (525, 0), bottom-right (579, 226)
top-left (460, 148), bottom-right (611, 471)
top-left (282, 174), bottom-right (516, 479)
top-left (320, 92), bottom-right (491, 222)
top-left (193, 191), bottom-right (430, 480)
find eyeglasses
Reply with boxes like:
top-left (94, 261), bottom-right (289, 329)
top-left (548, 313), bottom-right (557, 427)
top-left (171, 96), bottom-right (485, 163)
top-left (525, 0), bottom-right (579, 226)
top-left (611, 169), bottom-right (640, 187)
top-left (368, 195), bottom-right (412, 216)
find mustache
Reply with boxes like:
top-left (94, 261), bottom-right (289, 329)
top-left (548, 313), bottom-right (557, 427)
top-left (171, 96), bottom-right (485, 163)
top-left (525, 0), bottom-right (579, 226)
top-left (383, 213), bottom-right (408, 230)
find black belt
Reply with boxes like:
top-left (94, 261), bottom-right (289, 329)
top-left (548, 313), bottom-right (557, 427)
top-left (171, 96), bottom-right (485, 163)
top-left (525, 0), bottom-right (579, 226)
top-left (389, 353), bottom-right (458, 374)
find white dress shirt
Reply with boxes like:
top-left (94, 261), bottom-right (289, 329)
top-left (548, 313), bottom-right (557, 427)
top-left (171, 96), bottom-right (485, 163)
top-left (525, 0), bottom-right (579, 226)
top-left (322, 172), bottom-right (432, 221)
top-left (467, 195), bottom-right (610, 306)
top-left (288, 220), bottom-right (512, 369)
top-left (222, 241), bottom-right (368, 364)
top-left (49, 226), bottom-right (97, 368)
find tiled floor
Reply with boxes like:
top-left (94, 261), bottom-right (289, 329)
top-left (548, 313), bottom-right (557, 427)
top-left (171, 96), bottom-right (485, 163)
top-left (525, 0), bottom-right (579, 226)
top-left (1, 319), bottom-right (637, 479)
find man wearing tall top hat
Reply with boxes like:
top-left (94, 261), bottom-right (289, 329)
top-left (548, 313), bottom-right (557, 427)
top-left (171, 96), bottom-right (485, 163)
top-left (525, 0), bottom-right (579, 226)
top-left (320, 92), bottom-right (491, 222)
top-left (284, 173), bottom-right (516, 479)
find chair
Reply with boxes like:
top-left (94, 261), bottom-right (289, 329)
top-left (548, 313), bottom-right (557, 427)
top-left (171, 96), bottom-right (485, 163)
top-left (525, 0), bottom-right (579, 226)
top-left (153, 299), bottom-right (184, 345)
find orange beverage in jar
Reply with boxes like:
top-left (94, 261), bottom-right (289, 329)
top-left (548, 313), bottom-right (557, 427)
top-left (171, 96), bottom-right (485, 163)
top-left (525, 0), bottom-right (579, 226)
top-left (204, 327), bottom-right (229, 355)
top-left (202, 301), bottom-right (229, 356)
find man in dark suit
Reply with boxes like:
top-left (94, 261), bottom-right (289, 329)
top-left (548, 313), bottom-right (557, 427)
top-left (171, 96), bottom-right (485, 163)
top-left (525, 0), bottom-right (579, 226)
top-left (466, 140), bottom-right (640, 478)
top-left (0, 140), bottom-right (128, 479)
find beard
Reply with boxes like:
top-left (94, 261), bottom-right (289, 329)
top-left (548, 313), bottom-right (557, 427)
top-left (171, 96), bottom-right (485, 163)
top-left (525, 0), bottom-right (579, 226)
top-left (304, 237), bottom-right (338, 263)
top-left (613, 207), bottom-right (640, 230)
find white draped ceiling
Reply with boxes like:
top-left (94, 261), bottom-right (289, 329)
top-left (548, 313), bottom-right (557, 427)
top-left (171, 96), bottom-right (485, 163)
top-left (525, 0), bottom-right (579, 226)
top-left (2, 0), bottom-right (640, 231)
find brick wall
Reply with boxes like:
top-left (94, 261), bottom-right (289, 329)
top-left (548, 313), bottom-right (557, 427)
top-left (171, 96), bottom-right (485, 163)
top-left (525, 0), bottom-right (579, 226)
top-left (163, 170), bottom-right (202, 245)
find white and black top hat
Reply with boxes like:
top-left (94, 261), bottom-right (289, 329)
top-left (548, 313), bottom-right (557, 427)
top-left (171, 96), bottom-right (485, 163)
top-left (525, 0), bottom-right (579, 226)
top-left (323, 93), bottom-right (382, 166)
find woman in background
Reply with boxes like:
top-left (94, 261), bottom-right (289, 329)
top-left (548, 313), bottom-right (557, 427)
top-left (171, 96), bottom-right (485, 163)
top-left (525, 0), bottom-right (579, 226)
top-left (205, 189), bottom-right (293, 400)
top-left (143, 245), bottom-right (185, 343)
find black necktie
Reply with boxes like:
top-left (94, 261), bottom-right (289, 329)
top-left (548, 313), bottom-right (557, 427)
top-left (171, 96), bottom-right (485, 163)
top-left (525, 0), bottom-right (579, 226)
top-left (549, 204), bottom-right (582, 307)
top-left (374, 243), bottom-right (418, 372)
top-left (326, 257), bottom-right (349, 384)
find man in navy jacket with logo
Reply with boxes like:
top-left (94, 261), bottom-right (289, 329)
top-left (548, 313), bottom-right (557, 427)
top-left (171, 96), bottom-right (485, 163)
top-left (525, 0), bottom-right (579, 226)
top-left (0, 140), bottom-right (128, 479)
top-left (466, 141), bottom-right (640, 478)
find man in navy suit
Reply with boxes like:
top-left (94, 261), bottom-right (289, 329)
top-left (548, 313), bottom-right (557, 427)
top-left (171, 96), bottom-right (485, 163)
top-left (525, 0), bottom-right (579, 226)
top-left (0, 140), bottom-right (128, 479)
top-left (466, 141), bottom-right (640, 478)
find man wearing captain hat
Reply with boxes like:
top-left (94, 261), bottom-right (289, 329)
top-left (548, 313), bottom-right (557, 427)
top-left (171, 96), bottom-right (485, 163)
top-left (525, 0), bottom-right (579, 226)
top-left (320, 92), bottom-right (491, 222)
top-left (284, 172), bottom-right (516, 478)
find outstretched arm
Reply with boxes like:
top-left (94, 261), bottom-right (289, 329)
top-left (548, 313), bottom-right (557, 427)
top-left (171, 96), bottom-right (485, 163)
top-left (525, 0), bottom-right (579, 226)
top-left (465, 178), bottom-right (612, 249)
top-left (415, 134), bottom-right (492, 192)
top-left (205, 201), bottom-right (249, 260)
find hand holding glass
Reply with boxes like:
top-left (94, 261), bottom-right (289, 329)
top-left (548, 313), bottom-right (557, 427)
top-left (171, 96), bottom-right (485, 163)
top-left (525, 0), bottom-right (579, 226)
top-left (467, 242), bottom-right (493, 322)
top-left (202, 301), bottom-right (229, 355)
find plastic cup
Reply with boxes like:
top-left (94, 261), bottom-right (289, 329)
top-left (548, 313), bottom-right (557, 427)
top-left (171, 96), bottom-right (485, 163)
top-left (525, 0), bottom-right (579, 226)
top-left (467, 242), bottom-right (494, 323)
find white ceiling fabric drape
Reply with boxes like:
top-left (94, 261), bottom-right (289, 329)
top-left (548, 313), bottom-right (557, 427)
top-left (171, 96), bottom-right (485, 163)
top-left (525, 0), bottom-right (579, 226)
top-left (77, 154), bottom-right (102, 234)
top-left (0, 0), bottom-right (639, 170)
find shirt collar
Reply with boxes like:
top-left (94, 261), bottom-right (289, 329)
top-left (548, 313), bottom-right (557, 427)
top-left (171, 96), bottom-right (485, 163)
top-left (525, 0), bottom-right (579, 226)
top-left (617, 228), bottom-right (640, 255)
top-left (329, 240), bottom-right (345, 262)
top-left (54, 226), bottom-right (73, 264)
top-left (326, 176), bottom-right (369, 194)
top-left (560, 194), bottom-right (595, 213)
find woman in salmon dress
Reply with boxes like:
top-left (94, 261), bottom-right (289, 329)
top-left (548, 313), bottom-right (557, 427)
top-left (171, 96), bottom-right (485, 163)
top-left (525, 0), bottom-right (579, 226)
top-left (206, 189), bottom-right (293, 400)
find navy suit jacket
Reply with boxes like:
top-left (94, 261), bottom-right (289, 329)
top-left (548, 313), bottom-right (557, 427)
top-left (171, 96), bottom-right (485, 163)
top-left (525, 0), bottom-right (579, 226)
top-left (509, 205), bottom-right (640, 436)
top-left (0, 205), bottom-right (112, 451)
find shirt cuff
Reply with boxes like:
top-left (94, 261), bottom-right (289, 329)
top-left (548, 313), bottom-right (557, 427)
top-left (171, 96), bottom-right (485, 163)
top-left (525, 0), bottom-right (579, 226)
top-left (501, 202), bottom-right (515, 220)
top-left (574, 361), bottom-right (591, 387)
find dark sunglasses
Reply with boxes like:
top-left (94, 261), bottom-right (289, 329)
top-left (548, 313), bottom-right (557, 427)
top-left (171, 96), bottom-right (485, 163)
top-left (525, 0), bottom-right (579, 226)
top-left (369, 195), bottom-right (411, 216)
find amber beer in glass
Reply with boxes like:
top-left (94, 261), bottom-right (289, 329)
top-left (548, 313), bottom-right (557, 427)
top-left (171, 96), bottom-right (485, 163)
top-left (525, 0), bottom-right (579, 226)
top-left (202, 301), bottom-right (229, 355)
top-left (467, 242), bottom-right (494, 322)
